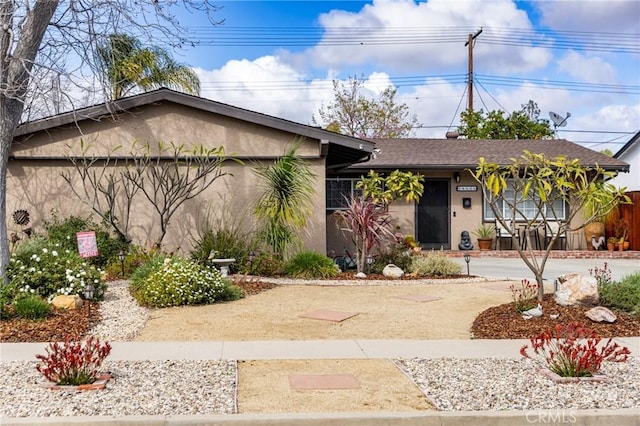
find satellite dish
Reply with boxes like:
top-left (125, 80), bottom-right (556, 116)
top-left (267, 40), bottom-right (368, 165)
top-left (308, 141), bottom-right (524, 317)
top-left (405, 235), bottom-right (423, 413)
top-left (548, 111), bottom-right (571, 139)
top-left (549, 111), bottom-right (571, 127)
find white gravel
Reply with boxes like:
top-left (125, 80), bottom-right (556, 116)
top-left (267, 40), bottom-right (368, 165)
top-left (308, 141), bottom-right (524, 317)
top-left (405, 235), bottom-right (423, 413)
top-left (395, 357), bottom-right (640, 411)
top-left (1, 277), bottom-right (638, 418)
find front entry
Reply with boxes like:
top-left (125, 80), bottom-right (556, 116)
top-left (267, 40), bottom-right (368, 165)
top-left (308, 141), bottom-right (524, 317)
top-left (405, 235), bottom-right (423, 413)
top-left (417, 179), bottom-right (450, 249)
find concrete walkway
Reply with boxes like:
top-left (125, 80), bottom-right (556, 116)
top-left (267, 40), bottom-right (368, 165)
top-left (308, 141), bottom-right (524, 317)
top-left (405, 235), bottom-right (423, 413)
top-left (2, 337), bottom-right (639, 362)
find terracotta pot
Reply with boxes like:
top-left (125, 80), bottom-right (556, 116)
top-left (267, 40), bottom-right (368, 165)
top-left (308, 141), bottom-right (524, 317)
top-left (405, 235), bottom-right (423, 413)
top-left (618, 243), bottom-right (624, 252)
top-left (477, 238), bottom-right (493, 251)
top-left (624, 241), bottom-right (630, 251)
top-left (607, 243), bottom-right (615, 251)
top-left (584, 222), bottom-right (605, 250)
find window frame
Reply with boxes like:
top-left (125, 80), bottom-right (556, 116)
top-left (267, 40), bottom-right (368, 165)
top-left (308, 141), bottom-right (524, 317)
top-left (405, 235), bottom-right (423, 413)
top-left (482, 180), bottom-right (568, 222)
top-left (326, 178), bottom-right (363, 211)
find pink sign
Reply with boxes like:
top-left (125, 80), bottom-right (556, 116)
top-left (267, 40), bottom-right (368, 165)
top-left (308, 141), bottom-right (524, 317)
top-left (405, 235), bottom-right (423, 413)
top-left (76, 231), bottom-right (99, 258)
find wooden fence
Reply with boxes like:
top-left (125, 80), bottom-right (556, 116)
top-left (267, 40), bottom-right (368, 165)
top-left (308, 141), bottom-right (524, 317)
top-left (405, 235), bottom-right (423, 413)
top-left (620, 191), bottom-right (640, 251)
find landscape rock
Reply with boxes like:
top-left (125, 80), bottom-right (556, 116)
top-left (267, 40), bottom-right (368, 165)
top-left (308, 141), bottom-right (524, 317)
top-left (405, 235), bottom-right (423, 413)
top-left (51, 294), bottom-right (83, 310)
top-left (585, 306), bottom-right (617, 323)
top-left (554, 273), bottom-right (599, 307)
top-left (382, 264), bottom-right (404, 279)
top-left (355, 272), bottom-right (367, 279)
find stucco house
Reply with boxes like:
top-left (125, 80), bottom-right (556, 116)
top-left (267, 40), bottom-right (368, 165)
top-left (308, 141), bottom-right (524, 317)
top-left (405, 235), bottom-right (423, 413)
top-left (8, 89), bottom-right (374, 254)
top-left (327, 137), bottom-right (630, 253)
top-left (8, 89), bottom-right (631, 255)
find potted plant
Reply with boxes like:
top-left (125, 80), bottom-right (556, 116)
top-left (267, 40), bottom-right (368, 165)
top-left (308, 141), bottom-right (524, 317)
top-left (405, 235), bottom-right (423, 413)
top-left (473, 224), bottom-right (495, 250)
top-left (607, 237), bottom-right (617, 251)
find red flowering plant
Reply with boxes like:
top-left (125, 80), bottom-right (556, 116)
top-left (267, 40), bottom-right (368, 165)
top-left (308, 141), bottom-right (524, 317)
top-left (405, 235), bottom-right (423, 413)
top-left (520, 322), bottom-right (630, 377)
top-left (509, 278), bottom-right (539, 313)
top-left (36, 335), bottom-right (112, 386)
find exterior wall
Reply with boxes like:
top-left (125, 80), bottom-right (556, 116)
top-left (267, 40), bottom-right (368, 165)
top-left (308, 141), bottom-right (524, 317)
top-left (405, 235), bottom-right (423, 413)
top-left (8, 102), bottom-right (327, 254)
top-left (611, 143), bottom-right (639, 191)
top-left (448, 170), bottom-right (484, 250)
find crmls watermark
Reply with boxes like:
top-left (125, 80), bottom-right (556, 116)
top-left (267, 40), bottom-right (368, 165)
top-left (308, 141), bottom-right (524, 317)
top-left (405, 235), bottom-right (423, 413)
top-left (525, 410), bottom-right (577, 424)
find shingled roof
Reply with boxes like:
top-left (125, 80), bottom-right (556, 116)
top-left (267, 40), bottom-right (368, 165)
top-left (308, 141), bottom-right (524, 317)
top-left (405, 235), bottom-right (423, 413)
top-left (347, 138), bottom-right (629, 171)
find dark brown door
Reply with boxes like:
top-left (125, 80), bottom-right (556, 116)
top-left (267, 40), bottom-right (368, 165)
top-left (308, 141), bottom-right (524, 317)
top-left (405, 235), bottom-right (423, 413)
top-left (417, 179), bottom-right (450, 249)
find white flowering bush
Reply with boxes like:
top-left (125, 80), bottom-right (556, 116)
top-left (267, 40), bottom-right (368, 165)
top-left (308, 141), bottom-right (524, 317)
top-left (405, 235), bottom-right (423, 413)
top-left (7, 240), bottom-right (106, 299)
top-left (132, 257), bottom-right (242, 308)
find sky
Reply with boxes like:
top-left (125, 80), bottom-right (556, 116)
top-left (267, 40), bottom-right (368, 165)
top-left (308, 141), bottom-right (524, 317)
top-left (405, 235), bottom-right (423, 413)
top-left (168, 0), bottom-right (639, 152)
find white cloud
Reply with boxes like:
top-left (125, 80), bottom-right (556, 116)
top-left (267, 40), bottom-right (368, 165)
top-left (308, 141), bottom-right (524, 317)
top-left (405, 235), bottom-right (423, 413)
top-left (297, 0), bottom-right (552, 75)
top-left (537, 1), bottom-right (640, 32)
top-left (556, 51), bottom-right (618, 84)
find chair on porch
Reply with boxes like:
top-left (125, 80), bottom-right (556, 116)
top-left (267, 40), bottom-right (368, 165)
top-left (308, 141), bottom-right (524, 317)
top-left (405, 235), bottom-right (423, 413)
top-left (496, 219), bottom-right (520, 250)
top-left (544, 221), bottom-right (567, 250)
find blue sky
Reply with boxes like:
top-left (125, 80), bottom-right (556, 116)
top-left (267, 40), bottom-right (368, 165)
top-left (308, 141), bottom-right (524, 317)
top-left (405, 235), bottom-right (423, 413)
top-left (169, 0), bottom-right (639, 151)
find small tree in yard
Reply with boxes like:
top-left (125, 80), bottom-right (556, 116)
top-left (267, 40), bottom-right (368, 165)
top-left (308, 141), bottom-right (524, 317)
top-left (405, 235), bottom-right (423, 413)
top-left (474, 151), bottom-right (630, 301)
top-left (335, 170), bottom-right (424, 274)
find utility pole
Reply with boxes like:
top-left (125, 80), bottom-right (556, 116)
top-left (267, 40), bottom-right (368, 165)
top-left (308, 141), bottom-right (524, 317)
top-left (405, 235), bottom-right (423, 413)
top-left (465, 27), bottom-right (483, 113)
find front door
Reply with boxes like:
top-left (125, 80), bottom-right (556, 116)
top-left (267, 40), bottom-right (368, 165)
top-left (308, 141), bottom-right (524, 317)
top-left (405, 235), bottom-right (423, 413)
top-left (417, 179), bottom-right (450, 249)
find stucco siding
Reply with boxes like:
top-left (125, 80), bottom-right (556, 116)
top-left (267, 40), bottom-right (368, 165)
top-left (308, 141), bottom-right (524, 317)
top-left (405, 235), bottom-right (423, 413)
top-left (8, 102), bottom-right (327, 255)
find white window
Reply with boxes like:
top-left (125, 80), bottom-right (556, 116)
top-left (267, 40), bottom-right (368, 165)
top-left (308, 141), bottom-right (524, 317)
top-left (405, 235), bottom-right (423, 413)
top-left (326, 178), bottom-right (362, 210)
top-left (483, 182), bottom-right (567, 221)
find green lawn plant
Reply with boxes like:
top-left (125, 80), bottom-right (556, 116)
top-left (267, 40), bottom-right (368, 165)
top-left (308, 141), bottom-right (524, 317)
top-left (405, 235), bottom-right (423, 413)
top-left (7, 239), bottom-right (106, 300)
top-left (599, 272), bottom-right (640, 316)
top-left (13, 294), bottom-right (51, 320)
top-left (409, 251), bottom-right (462, 276)
top-left (131, 257), bottom-right (242, 308)
top-left (284, 251), bottom-right (338, 279)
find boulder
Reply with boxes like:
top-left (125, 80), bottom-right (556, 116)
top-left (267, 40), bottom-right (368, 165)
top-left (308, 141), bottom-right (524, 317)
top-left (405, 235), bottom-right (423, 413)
top-left (554, 273), bottom-right (599, 307)
top-left (51, 294), bottom-right (83, 310)
top-left (585, 306), bottom-right (617, 323)
top-left (382, 264), bottom-right (404, 279)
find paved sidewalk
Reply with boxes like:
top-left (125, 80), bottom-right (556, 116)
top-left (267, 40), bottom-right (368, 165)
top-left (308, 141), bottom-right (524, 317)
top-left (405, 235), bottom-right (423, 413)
top-left (3, 337), bottom-right (639, 361)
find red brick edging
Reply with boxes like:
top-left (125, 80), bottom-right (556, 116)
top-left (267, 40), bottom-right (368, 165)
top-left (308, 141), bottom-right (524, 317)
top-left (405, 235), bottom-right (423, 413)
top-left (438, 250), bottom-right (640, 260)
top-left (45, 373), bottom-right (111, 391)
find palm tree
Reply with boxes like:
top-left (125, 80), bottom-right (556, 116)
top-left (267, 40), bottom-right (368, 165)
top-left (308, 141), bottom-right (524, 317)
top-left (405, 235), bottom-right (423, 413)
top-left (253, 141), bottom-right (316, 256)
top-left (97, 34), bottom-right (200, 99)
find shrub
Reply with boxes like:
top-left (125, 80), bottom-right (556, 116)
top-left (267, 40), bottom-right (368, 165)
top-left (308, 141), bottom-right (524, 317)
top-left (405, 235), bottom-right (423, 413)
top-left (131, 257), bottom-right (242, 308)
top-left (600, 272), bottom-right (640, 316)
top-left (103, 245), bottom-right (159, 280)
top-left (36, 335), bottom-right (112, 385)
top-left (284, 251), bottom-right (338, 279)
top-left (520, 322), bottom-right (630, 377)
top-left (245, 252), bottom-right (285, 277)
top-left (370, 243), bottom-right (412, 274)
top-left (7, 242), bottom-right (106, 300)
top-left (13, 294), bottom-right (51, 319)
top-left (509, 279), bottom-right (539, 313)
top-left (0, 283), bottom-right (17, 319)
top-left (128, 253), bottom-right (173, 292)
top-left (409, 251), bottom-right (462, 276)
top-left (44, 212), bottom-right (123, 268)
top-left (191, 227), bottom-right (256, 274)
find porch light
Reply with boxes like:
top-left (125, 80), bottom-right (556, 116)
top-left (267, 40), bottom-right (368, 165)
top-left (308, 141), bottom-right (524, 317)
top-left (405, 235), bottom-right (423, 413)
top-left (454, 172), bottom-right (461, 183)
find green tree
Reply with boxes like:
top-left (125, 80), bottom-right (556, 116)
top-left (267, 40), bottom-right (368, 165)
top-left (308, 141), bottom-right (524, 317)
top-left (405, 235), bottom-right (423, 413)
top-left (97, 33), bottom-right (201, 100)
top-left (474, 151), bottom-right (629, 300)
top-left (357, 170), bottom-right (424, 204)
top-left (253, 141), bottom-right (316, 256)
top-left (0, 1), bottom-right (221, 284)
top-left (313, 76), bottom-right (418, 138)
top-left (459, 101), bottom-right (554, 139)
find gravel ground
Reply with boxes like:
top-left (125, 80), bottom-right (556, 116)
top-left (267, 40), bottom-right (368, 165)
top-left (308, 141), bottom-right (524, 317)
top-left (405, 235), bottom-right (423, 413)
top-left (1, 278), bottom-right (638, 418)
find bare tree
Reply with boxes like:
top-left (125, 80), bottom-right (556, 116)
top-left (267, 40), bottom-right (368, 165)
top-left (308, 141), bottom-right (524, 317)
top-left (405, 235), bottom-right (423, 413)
top-left (61, 140), bottom-right (140, 243)
top-left (122, 141), bottom-right (230, 247)
top-left (0, 1), bottom-right (222, 282)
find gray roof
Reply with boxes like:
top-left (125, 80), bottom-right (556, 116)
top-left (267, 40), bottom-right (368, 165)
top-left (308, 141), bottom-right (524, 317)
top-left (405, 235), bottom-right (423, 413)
top-left (14, 88), bottom-right (374, 168)
top-left (346, 138), bottom-right (629, 171)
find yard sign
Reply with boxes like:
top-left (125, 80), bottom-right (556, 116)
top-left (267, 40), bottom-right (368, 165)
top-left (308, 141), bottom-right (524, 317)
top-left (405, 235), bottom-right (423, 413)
top-left (76, 231), bottom-right (98, 258)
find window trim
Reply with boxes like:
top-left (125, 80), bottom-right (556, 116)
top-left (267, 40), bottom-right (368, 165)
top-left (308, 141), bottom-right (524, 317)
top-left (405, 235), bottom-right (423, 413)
top-left (326, 178), bottom-right (362, 211)
top-left (482, 181), bottom-right (568, 222)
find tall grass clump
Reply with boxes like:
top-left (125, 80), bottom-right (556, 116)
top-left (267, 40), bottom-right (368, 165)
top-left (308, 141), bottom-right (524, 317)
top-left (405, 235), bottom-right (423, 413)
top-left (284, 251), bottom-right (338, 279)
top-left (410, 251), bottom-right (462, 276)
